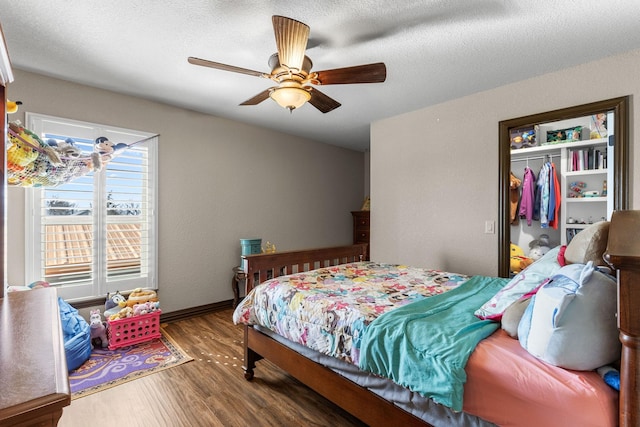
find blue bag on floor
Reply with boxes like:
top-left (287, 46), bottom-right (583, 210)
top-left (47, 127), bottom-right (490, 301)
top-left (58, 297), bottom-right (92, 371)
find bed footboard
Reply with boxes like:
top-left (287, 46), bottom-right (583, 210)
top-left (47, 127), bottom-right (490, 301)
top-left (242, 243), bottom-right (367, 294)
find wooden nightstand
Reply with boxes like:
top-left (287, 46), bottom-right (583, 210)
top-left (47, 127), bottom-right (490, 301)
top-left (351, 210), bottom-right (370, 260)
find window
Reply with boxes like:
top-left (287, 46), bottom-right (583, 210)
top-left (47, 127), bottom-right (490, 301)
top-left (25, 113), bottom-right (158, 301)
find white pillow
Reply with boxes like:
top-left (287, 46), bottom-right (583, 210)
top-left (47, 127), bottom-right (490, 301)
top-left (475, 246), bottom-right (561, 320)
top-left (518, 262), bottom-right (620, 370)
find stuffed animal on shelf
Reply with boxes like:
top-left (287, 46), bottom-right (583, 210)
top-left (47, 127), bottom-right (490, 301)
top-left (528, 234), bottom-right (551, 261)
top-left (89, 309), bottom-right (108, 348)
top-left (511, 243), bottom-right (534, 274)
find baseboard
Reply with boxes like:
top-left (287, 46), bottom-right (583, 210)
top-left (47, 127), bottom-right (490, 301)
top-left (71, 298), bottom-right (234, 323)
top-left (160, 300), bottom-right (234, 323)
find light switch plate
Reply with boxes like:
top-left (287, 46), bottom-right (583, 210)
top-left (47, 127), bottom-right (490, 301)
top-left (484, 220), bottom-right (495, 234)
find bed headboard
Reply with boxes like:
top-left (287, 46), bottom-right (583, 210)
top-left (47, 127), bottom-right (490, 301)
top-left (242, 244), bottom-right (368, 293)
top-left (604, 210), bottom-right (640, 426)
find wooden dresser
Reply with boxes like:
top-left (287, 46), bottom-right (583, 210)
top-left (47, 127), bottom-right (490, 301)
top-left (351, 210), bottom-right (370, 260)
top-left (0, 21), bottom-right (70, 427)
top-left (0, 288), bottom-right (70, 426)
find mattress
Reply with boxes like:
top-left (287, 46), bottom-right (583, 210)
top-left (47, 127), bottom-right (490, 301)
top-left (463, 329), bottom-right (618, 427)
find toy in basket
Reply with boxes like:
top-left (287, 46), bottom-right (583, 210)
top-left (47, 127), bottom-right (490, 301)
top-left (105, 289), bottom-right (161, 350)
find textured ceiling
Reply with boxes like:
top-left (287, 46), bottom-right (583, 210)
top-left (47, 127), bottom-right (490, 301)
top-left (3, 1), bottom-right (640, 152)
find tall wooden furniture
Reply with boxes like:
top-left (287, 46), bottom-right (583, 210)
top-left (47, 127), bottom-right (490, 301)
top-left (351, 210), bottom-right (370, 260)
top-left (0, 21), bottom-right (11, 298)
top-left (0, 22), bottom-right (70, 426)
top-left (604, 210), bottom-right (640, 427)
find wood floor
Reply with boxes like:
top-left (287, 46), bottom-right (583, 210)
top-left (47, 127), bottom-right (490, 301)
top-left (58, 308), bottom-right (367, 427)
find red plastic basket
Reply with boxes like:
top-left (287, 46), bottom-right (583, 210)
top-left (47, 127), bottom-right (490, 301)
top-left (106, 310), bottom-right (161, 350)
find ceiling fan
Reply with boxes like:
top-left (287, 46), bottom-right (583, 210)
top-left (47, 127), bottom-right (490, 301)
top-left (188, 15), bottom-right (387, 113)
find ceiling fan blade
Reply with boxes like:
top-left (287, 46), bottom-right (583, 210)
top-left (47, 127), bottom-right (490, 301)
top-left (272, 15), bottom-right (309, 71)
top-left (188, 57), bottom-right (267, 78)
top-left (314, 62), bottom-right (387, 85)
top-left (308, 88), bottom-right (341, 113)
top-left (240, 89), bottom-right (272, 106)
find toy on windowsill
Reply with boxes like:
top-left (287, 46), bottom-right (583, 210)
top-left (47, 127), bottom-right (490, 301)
top-left (89, 309), bottom-right (108, 348)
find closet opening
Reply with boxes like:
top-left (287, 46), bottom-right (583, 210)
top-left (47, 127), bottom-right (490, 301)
top-left (497, 97), bottom-right (629, 277)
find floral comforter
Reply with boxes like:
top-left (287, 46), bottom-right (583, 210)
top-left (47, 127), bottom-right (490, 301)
top-left (232, 262), bottom-right (468, 366)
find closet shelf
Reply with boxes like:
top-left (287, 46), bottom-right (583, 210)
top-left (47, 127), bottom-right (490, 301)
top-left (565, 224), bottom-right (590, 229)
top-left (510, 137), bottom-right (608, 158)
top-left (566, 197), bottom-right (607, 203)
top-left (566, 169), bottom-right (607, 176)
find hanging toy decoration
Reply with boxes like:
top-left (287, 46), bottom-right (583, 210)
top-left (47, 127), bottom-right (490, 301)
top-left (5, 115), bottom-right (153, 187)
top-left (7, 121), bottom-right (40, 171)
top-left (6, 99), bottom-right (22, 114)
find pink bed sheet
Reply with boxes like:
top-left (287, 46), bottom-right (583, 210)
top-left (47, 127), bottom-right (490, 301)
top-left (463, 329), bottom-right (618, 427)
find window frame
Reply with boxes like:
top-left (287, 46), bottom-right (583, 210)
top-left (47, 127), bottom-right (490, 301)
top-left (24, 113), bottom-right (158, 302)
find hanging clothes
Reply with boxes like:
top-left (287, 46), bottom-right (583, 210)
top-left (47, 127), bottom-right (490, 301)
top-left (510, 172), bottom-right (522, 225)
top-left (533, 171), bottom-right (541, 221)
top-left (518, 167), bottom-right (536, 226)
top-left (548, 162), bottom-right (561, 229)
top-left (537, 162), bottom-right (551, 228)
top-left (548, 163), bottom-right (556, 224)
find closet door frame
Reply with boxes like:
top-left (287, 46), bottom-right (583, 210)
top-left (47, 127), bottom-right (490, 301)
top-left (497, 96), bottom-right (629, 277)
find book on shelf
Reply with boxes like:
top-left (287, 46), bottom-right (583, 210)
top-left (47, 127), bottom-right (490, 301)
top-left (566, 227), bottom-right (582, 243)
top-left (567, 148), bottom-right (607, 171)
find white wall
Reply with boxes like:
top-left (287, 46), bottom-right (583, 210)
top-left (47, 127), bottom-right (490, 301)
top-left (371, 49), bottom-right (639, 277)
top-left (7, 70), bottom-right (365, 312)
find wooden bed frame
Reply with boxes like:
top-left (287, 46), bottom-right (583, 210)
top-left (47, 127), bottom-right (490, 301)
top-left (241, 212), bottom-right (640, 427)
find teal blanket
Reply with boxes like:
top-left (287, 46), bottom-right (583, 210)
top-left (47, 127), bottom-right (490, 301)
top-left (359, 275), bottom-right (508, 411)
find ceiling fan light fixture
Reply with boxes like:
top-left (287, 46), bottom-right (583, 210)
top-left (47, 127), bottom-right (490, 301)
top-left (270, 83), bottom-right (311, 111)
top-left (272, 15), bottom-right (309, 71)
top-left (189, 16), bottom-right (386, 113)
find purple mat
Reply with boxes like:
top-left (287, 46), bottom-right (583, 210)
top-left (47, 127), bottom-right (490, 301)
top-left (69, 331), bottom-right (192, 399)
